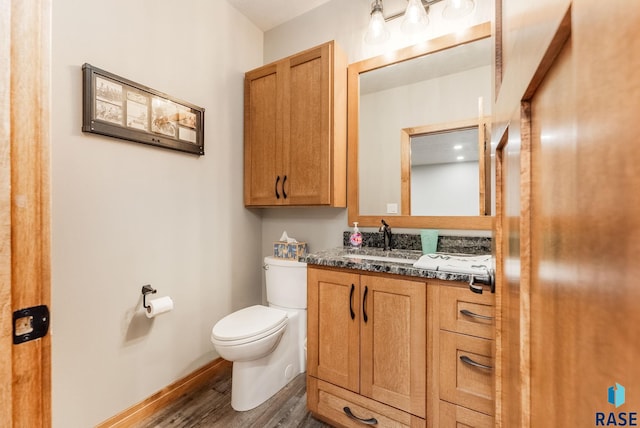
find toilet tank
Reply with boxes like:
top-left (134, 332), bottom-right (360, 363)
top-left (264, 256), bottom-right (307, 309)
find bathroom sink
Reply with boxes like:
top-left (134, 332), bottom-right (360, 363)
top-left (341, 253), bottom-right (417, 265)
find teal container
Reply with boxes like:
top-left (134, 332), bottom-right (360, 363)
top-left (420, 229), bottom-right (439, 254)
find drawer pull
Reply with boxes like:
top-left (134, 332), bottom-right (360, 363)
top-left (343, 406), bottom-right (378, 425)
top-left (349, 284), bottom-right (355, 320)
top-left (460, 309), bottom-right (493, 321)
top-left (460, 355), bottom-right (493, 371)
top-left (275, 175), bottom-right (281, 199)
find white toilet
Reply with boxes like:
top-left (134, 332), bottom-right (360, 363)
top-left (211, 256), bottom-right (307, 411)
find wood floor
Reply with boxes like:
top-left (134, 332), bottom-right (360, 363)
top-left (131, 363), bottom-right (332, 428)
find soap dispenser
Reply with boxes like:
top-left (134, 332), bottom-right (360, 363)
top-left (349, 222), bottom-right (363, 249)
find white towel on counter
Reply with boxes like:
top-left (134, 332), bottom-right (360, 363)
top-left (413, 253), bottom-right (491, 275)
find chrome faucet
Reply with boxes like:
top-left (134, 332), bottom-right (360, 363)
top-left (379, 219), bottom-right (392, 251)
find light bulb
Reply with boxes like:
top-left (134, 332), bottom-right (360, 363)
top-left (401, 0), bottom-right (429, 36)
top-left (364, 7), bottom-right (390, 44)
top-left (442, 0), bottom-right (475, 20)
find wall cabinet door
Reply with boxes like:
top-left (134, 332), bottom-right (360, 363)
top-left (244, 63), bottom-right (283, 206)
top-left (244, 41), bottom-right (346, 207)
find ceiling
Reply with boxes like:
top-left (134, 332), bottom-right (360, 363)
top-left (226, 0), bottom-right (333, 31)
top-left (227, 0), bottom-right (411, 32)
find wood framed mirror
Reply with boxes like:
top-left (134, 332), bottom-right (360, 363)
top-left (347, 22), bottom-right (493, 230)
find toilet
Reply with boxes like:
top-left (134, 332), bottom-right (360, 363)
top-left (211, 256), bottom-right (307, 411)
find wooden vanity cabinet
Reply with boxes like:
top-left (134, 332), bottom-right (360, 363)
top-left (244, 41), bottom-right (347, 207)
top-left (433, 283), bottom-right (495, 427)
top-left (307, 266), bottom-right (427, 427)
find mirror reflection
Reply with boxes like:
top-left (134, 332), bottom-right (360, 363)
top-left (348, 24), bottom-right (493, 229)
top-left (404, 123), bottom-right (482, 216)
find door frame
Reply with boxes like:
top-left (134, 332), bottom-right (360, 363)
top-left (0, 1), bottom-right (52, 426)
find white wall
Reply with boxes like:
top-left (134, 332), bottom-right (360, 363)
top-left (411, 161), bottom-right (479, 215)
top-left (51, 1), bottom-right (263, 426)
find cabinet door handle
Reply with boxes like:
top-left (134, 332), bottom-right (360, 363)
top-left (349, 284), bottom-right (355, 320)
top-left (460, 309), bottom-right (493, 321)
top-left (275, 176), bottom-right (280, 199)
top-left (282, 175), bottom-right (288, 199)
top-left (343, 407), bottom-right (378, 425)
top-left (362, 286), bottom-right (369, 323)
top-left (460, 355), bottom-right (493, 371)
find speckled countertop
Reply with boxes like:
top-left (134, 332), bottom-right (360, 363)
top-left (301, 246), bottom-right (491, 283)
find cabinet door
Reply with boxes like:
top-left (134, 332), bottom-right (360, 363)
top-left (244, 63), bottom-right (283, 206)
top-left (307, 267), bottom-right (360, 393)
top-left (360, 275), bottom-right (426, 417)
top-left (284, 44), bottom-right (331, 205)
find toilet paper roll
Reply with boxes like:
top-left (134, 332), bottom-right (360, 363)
top-left (145, 296), bottom-right (174, 318)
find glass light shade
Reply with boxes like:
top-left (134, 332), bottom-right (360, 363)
top-left (401, 0), bottom-right (429, 36)
top-left (442, 0), bottom-right (475, 20)
top-left (364, 9), bottom-right (390, 44)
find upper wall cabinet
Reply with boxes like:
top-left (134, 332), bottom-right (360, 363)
top-left (244, 41), bottom-right (347, 207)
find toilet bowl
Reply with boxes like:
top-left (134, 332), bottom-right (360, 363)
top-left (211, 305), bottom-right (288, 362)
top-left (211, 256), bottom-right (307, 411)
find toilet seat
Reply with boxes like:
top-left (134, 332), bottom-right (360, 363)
top-left (211, 305), bottom-right (288, 347)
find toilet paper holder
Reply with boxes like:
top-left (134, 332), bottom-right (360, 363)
top-left (141, 284), bottom-right (157, 309)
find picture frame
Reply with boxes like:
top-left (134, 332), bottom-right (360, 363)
top-left (82, 63), bottom-right (205, 155)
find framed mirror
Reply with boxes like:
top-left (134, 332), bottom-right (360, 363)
top-left (347, 22), bottom-right (493, 230)
top-left (400, 117), bottom-right (491, 217)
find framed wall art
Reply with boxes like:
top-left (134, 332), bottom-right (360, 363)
top-left (82, 63), bottom-right (205, 155)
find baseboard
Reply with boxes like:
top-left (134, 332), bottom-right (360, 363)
top-left (96, 358), bottom-right (232, 428)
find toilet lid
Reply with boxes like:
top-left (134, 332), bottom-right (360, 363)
top-left (212, 305), bottom-right (288, 342)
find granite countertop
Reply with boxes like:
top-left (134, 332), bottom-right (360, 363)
top-left (301, 246), bottom-right (491, 283)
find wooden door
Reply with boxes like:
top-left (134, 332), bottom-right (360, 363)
top-left (0, 0), bottom-right (52, 426)
top-left (360, 275), bottom-right (426, 417)
top-left (244, 63), bottom-right (283, 206)
top-left (285, 44), bottom-right (331, 205)
top-left (307, 267), bottom-right (360, 393)
top-left (496, 0), bottom-right (640, 425)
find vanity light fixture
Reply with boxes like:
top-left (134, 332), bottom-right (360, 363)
top-left (364, 0), bottom-right (476, 44)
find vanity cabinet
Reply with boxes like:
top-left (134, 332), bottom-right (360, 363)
top-left (433, 283), bottom-right (495, 427)
top-left (307, 266), bottom-right (427, 427)
top-left (243, 41), bottom-right (347, 207)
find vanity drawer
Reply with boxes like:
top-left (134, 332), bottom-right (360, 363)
top-left (439, 285), bottom-right (494, 340)
top-left (439, 400), bottom-right (494, 428)
top-left (307, 377), bottom-right (426, 428)
top-left (439, 331), bottom-right (493, 415)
